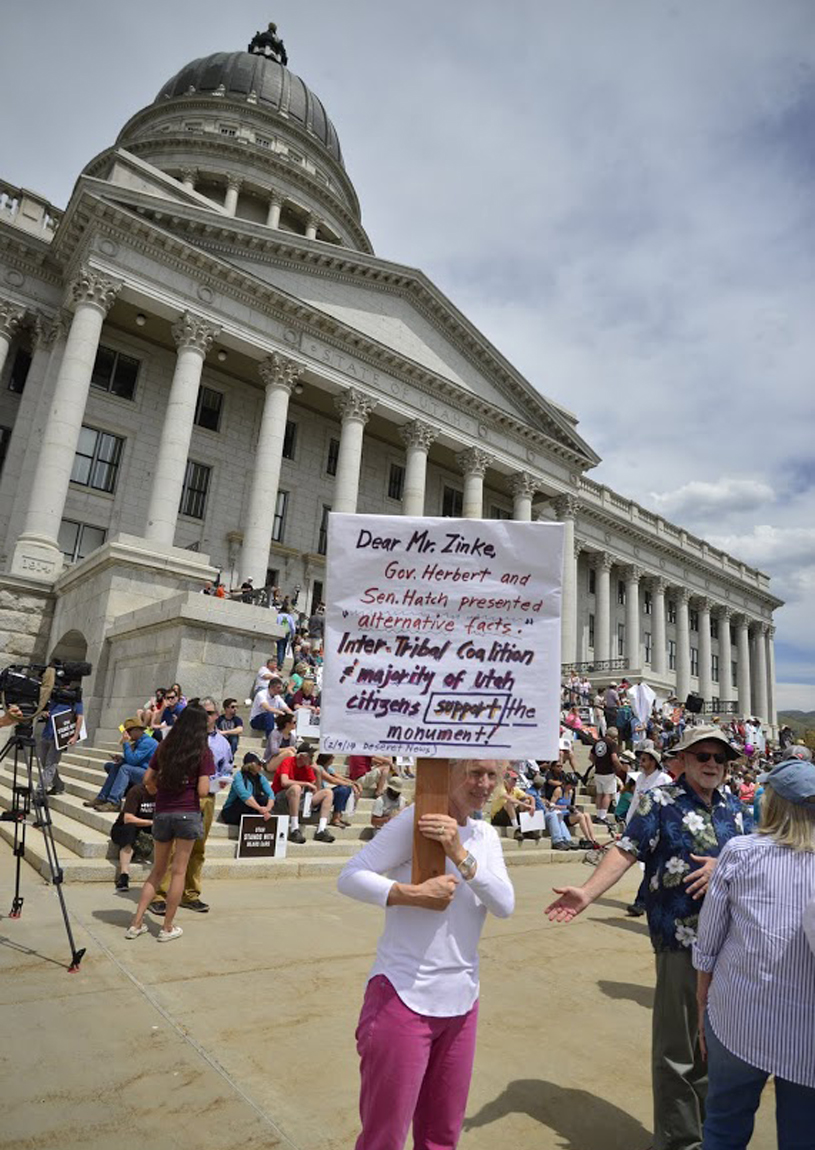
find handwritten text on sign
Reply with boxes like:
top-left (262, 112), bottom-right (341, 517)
top-left (321, 515), bottom-right (564, 759)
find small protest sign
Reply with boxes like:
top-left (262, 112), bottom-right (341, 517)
top-left (236, 814), bottom-right (289, 859)
top-left (321, 515), bottom-right (564, 759)
top-left (51, 710), bottom-right (87, 752)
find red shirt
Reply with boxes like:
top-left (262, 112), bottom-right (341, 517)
top-left (347, 755), bottom-right (371, 781)
top-left (272, 759), bottom-right (316, 793)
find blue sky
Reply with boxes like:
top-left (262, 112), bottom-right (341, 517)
top-left (2, 1), bottom-right (814, 708)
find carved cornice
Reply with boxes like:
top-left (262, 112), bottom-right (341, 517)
top-left (508, 471), bottom-right (538, 501)
top-left (456, 447), bottom-right (491, 479)
top-left (258, 351), bottom-right (303, 392)
top-left (70, 265), bottom-right (120, 314)
top-left (171, 310), bottom-right (219, 354)
top-left (399, 419), bottom-right (437, 453)
top-left (0, 298), bottom-right (26, 342)
top-left (553, 494), bottom-right (579, 521)
top-left (335, 387), bottom-right (375, 424)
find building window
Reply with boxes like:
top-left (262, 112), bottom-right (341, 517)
top-left (710, 617), bottom-right (719, 640)
top-left (667, 600), bottom-right (677, 624)
top-left (711, 654), bottom-right (719, 683)
top-left (643, 589), bottom-right (652, 615)
top-left (58, 519), bottom-right (106, 564)
top-left (617, 580), bottom-right (626, 605)
top-left (326, 437), bottom-right (340, 476)
top-left (668, 639), bottom-right (677, 671)
top-left (7, 346), bottom-right (31, 394)
top-left (617, 623), bottom-right (625, 657)
top-left (442, 486), bottom-right (463, 517)
top-left (588, 613), bottom-right (595, 649)
top-left (732, 661), bottom-right (738, 688)
top-left (282, 419), bottom-right (297, 460)
top-left (690, 646), bottom-right (699, 676)
top-left (690, 608), bottom-right (699, 632)
top-left (271, 490), bottom-right (288, 543)
top-left (194, 385), bottom-right (223, 432)
top-left (588, 567), bottom-right (596, 595)
top-left (256, 135), bottom-right (272, 149)
top-left (490, 504), bottom-right (512, 519)
top-left (388, 463), bottom-right (405, 502)
top-left (318, 505), bottom-right (330, 555)
top-left (218, 123), bottom-right (238, 137)
top-left (311, 579), bottom-right (324, 609)
top-left (644, 631), bottom-right (652, 664)
top-left (71, 426), bottom-right (124, 493)
top-left (184, 121), bottom-right (203, 133)
top-left (180, 460), bottom-right (211, 519)
top-left (90, 345), bottom-right (140, 401)
top-left (0, 425), bottom-right (11, 473)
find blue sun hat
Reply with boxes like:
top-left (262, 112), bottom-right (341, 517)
top-left (758, 758), bottom-right (815, 805)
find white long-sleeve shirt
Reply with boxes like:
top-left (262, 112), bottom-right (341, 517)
top-left (626, 768), bottom-right (674, 825)
top-left (337, 806), bottom-right (514, 1017)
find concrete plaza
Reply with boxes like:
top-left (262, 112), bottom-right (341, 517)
top-left (0, 852), bottom-right (775, 1150)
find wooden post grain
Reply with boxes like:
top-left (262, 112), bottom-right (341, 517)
top-left (412, 758), bottom-right (450, 884)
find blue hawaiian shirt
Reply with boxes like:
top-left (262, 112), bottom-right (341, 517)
top-left (618, 775), bottom-right (753, 953)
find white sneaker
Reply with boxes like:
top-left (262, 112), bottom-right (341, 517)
top-left (157, 925), bottom-right (183, 943)
top-left (125, 923), bottom-right (148, 940)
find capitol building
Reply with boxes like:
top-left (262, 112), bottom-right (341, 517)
top-left (0, 33), bottom-right (782, 736)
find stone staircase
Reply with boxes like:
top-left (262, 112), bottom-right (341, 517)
top-left (0, 732), bottom-right (610, 884)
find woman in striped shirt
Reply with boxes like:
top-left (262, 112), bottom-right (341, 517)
top-left (693, 757), bottom-right (815, 1148)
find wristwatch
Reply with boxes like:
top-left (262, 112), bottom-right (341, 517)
top-left (456, 852), bottom-right (477, 881)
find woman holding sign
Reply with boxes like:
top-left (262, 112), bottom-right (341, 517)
top-left (338, 759), bottom-right (514, 1150)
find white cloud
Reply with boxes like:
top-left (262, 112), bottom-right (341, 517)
top-left (648, 479), bottom-right (775, 521)
top-left (775, 683), bottom-right (815, 714)
top-left (707, 526), bottom-right (815, 577)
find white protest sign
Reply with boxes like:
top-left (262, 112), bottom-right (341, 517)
top-left (321, 515), bottom-right (564, 759)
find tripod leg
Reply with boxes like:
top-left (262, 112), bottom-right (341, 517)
top-left (6, 744), bottom-right (30, 919)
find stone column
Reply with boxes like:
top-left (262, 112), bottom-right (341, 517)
top-left (240, 353), bottom-right (303, 584)
top-left (399, 420), bottom-right (437, 516)
top-left (180, 166), bottom-right (197, 192)
top-left (554, 495), bottom-right (578, 665)
top-left (305, 213), bottom-right (320, 241)
top-left (676, 588), bottom-right (691, 700)
top-left (717, 608), bottom-right (733, 706)
top-left (145, 312), bottom-right (219, 546)
top-left (766, 624), bottom-right (777, 726)
top-left (624, 565), bottom-right (642, 669)
top-left (697, 598), bottom-right (713, 704)
top-left (593, 553), bottom-right (613, 662)
top-left (224, 175), bottom-right (243, 217)
top-left (457, 447), bottom-right (490, 519)
top-left (266, 190), bottom-right (284, 229)
top-left (333, 388), bottom-right (376, 513)
top-left (11, 268), bottom-right (119, 578)
top-left (0, 298), bottom-right (26, 379)
top-left (509, 471), bottom-right (538, 521)
top-left (753, 622), bottom-right (769, 722)
top-left (650, 577), bottom-right (667, 676)
top-left (735, 614), bottom-right (752, 717)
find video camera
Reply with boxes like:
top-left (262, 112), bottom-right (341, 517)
top-left (0, 659), bottom-right (92, 719)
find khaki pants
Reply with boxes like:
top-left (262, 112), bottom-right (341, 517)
top-left (652, 949), bottom-right (707, 1150)
top-left (157, 795), bottom-right (215, 903)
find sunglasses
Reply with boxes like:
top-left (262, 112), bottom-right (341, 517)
top-left (692, 751), bottom-right (728, 765)
top-left (205, 710), bottom-right (217, 716)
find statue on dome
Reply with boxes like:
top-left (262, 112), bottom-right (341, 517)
top-left (248, 22), bottom-right (288, 66)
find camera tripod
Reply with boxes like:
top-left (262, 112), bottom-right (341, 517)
top-left (0, 721), bottom-right (86, 971)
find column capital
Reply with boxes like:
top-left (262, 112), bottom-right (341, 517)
top-left (757, 620), bottom-right (770, 637)
top-left (508, 471), bottom-right (539, 500)
top-left (732, 612), bottom-right (750, 629)
top-left (226, 174), bottom-right (244, 191)
top-left (456, 446), bottom-right (491, 478)
top-left (32, 308), bottom-right (71, 352)
top-left (171, 311), bottom-right (220, 355)
top-left (622, 564), bottom-right (644, 584)
top-left (675, 586), bottom-right (692, 605)
top-left (306, 211), bottom-right (322, 228)
top-left (268, 188), bottom-right (285, 207)
top-left (69, 266), bottom-right (120, 315)
top-left (553, 493), bottom-right (579, 520)
top-left (399, 419), bottom-right (437, 452)
top-left (574, 540), bottom-right (586, 559)
top-left (716, 605), bottom-right (732, 622)
top-left (335, 387), bottom-right (376, 424)
top-left (258, 352), bottom-right (303, 392)
top-left (180, 166), bottom-right (198, 184)
top-left (0, 298), bottom-right (26, 341)
top-left (591, 552), bottom-right (615, 572)
top-left (692, 596), bottom-right (713, 613)
top-left (645, 574), bottom-right (668, 594)
top-left (767, 623), bottom-right (776, 639)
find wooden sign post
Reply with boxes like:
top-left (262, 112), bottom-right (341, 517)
top-left (411, 759), bottom-right (450, 884)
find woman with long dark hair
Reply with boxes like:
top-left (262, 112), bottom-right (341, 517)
top-left (126, 702), bottom-right (215, 943)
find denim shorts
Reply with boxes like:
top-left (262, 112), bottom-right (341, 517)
top-left (152, 811), bottom-right (204, 842)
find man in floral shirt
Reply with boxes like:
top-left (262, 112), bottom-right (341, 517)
top-left (546, 727), bottom-right (749, 1150)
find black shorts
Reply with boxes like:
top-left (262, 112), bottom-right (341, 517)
top-left (152, 811), bottom-right (204, 842)
top-left (110, 823), bottom-right (139, 849)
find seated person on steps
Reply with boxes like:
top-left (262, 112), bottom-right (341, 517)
top-left (346, 753), bottom-right (395, 798)
top-left (249, 675), bottom-right (292, 737)
top-left (270, 742), bottom-right (336, 844)
top-left (111, 774), bottom-right (157, 891)
top-left (216, 698), bottom-right (244, 756)
top-left (264, 712), bottom-right (297, 769)
top-left (220, 752), bottom-right (274, 825)
top-left (371, 776), bottom-right (406, 831)
top-left (314, 752), bottom-right (358, 829)
top-left (84, 717), bottom-right (158, 812)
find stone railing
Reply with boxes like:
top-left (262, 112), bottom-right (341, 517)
top-left (0, 179), bottom-right (63, 239)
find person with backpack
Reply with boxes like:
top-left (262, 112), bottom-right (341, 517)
top-left (126, 702), bottom-right (215, 943)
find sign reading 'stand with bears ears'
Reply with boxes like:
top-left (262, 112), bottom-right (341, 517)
top-left (320, 515), bottom-right (564, 760)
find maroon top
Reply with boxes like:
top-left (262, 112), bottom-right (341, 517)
top-left (149, 748), bottom-right (216, 813)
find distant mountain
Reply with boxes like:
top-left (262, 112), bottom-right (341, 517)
top-left (778, 711), bottom-right (815, 738)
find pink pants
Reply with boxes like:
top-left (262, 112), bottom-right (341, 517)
top-left (355, 974), bottom-right (479, 1150)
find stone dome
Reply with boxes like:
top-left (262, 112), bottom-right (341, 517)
top-left (155, 52), bottom-right (344, 167)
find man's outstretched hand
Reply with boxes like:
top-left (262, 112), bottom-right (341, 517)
top-left (545, 886), bottom-right (591, 923)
